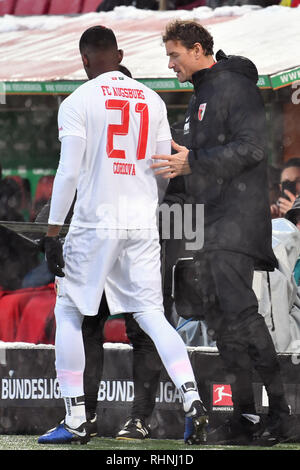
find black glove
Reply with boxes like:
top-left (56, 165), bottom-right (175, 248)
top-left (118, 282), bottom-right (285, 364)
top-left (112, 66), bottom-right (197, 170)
top-left (40, 236), bottom-right (65, 277)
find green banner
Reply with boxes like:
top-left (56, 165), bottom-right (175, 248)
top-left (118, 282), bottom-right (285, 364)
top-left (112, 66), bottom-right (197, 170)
top-left (3, 81), bottom-right (85, 94)
top-left (1, 75), bottom-right (282, 94)
top-left (138, 78), bottom-right (193, 91)
top-left (257, 75), bottom-right (271, 89)
top-left (270, 66), bottom-right (300, 90)
top-left (2, 78), bottom-right (193, 94)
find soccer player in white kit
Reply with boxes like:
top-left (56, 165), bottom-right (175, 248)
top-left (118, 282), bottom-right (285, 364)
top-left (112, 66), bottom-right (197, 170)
top-left (38, 26), bottom-right (208, 445)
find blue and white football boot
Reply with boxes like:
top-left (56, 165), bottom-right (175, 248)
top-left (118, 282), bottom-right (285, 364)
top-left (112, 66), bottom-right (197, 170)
top-left (38, 420), bottom-right (90, 445)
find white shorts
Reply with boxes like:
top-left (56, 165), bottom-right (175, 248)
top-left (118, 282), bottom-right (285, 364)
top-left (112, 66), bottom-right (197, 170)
top-left (55, 226), bottom-right (164, 316)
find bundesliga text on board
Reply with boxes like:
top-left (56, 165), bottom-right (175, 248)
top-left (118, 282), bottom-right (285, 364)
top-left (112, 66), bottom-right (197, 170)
top-left (0, 374), bottom-right (60, 401)
top-left (1, 373), bottom-right (284, 413)
top-left (0, 374), bottom-right (182, 406)
top-left (98, 380), bottom-right (183, 405)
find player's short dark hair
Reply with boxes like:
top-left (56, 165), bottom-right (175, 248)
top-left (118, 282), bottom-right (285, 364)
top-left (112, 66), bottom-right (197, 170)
top-left (162, 20), bottom-right (214, 56)
top-left (79, 26), bottom-right (118, 53)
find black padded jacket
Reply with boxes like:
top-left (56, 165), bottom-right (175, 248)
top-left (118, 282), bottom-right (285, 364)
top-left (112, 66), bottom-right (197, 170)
top-left (169, 50), bottom-right (278, 271)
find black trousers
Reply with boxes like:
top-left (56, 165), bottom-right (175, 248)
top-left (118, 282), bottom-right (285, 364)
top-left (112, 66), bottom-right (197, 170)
top-left (182, 250), bottom-right (290, 418)
top-left (82, 293), bottom-right (161, 421)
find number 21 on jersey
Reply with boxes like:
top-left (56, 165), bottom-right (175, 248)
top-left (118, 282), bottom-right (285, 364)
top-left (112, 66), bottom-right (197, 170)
top-left (105, 99), bottom-right (149, 160)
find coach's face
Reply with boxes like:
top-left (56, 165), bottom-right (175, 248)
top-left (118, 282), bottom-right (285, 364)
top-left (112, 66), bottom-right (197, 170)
top-left (165, 40), bottom-right (204, 83)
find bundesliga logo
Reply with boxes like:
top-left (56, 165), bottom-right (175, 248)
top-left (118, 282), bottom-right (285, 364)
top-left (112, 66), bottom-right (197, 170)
top-left (212, 384), bottom-right (233, 410)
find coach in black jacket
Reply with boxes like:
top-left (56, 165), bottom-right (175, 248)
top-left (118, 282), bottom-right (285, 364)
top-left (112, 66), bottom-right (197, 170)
top-left (151, 20), bottom-right (297, 444)
top-left (185, 49), bottom-right (277, 269)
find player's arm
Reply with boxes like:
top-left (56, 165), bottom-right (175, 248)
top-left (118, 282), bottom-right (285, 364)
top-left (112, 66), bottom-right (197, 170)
top-left (155, 139), bottom-right (171, 203)
top-left (41, 135), bottom-right (86, 277)
top-left (47, 94), bottom-right (86, 236)
top-left (154, 98), bottom-right (172, 202)
top-left (47, 135), bottom-right (86, 235)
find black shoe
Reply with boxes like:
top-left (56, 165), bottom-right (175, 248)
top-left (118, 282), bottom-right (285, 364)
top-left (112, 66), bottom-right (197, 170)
top-left (207, 415), bottom-right (261, 445)
top-left (116, 417), bottom-right (151, 440)
top-left (86, 412), bottom-right (98, 438)
top-left (253, 413), bottom-right (300, 446)
top-left (184, 400), bottom-right (209, 445)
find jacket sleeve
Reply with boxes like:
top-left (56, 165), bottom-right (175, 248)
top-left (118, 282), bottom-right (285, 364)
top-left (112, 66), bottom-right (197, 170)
top-left (188, 76), bottom-right (267, 182)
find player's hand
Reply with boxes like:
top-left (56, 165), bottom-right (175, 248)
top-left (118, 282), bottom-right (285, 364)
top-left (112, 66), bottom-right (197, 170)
top-left (40, 236), bottom-right (65, 277)
top-left (151, 140), bottom-right (191, 179)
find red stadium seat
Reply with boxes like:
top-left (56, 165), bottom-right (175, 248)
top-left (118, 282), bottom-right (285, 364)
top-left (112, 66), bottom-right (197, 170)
top-left (15, 285), bottom-right (56, 344)
top-left (14, 0), bottom-right (50, 15)
top-left (81, 0), bottom-right (102, 12)
top-left (176, 0), bottom-right (205, 9)
top-left (0, 290), bottom-right (32, 342)
top-left (0, 0), bottom-right (16, 15)
top-left (103, 318), bottom-right (130, 344)
top-left (0, 285), bottom-right (54, 342)
top-left (34, 175), bottom-right (54, 201)
top-left (48, 0), bottom-right (82, 14)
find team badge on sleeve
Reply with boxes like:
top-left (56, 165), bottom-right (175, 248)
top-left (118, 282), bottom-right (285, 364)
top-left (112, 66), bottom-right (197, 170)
top-left (198, 103), bottom-right (207, 121)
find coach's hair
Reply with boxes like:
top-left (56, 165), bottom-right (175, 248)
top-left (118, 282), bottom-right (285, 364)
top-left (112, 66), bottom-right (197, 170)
top-left (79, 26), bottom-right (118, 53)
top-left (162, 20), bottom-right (214, 56)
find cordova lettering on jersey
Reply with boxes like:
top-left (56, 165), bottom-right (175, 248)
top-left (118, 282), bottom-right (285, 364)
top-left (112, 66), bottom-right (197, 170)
top-left (101, 85), bottom-right (145, 100)
top-left (113, 162), bottom-right (136, 175)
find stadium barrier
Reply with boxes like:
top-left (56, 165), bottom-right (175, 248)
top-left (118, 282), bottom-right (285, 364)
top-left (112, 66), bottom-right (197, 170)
top-left (0, 343), bottom-right (300, 438)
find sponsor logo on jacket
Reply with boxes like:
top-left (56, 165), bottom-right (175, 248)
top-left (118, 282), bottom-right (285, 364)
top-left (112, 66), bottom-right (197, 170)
top-left (198, 103), bottom-right (207, 121)
top-left (183, 116), bottom-right (190, 135)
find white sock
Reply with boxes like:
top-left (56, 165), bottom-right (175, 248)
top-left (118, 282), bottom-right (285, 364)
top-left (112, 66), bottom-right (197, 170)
top-left (183, 392), bottom-right (200, 413)
top-left (64, 396), bottom-right (86, 429)
top-left (180, 382), bottom-right (203, 413)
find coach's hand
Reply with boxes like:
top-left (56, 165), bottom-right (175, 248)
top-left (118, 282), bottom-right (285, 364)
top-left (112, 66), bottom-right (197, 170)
top-left (151, 140), bottom-right (191, 179)
top-left (40, 236), bottom-right (65, 277)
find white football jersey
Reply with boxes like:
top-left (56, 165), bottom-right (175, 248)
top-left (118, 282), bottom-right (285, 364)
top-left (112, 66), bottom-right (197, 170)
top-left (57, 71), bottom-right (171, 229)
